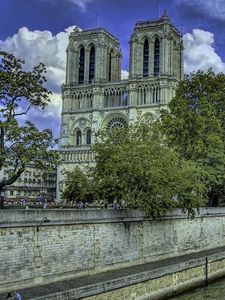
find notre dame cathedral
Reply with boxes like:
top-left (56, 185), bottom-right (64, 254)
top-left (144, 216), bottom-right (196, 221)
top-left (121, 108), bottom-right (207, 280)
top-left (57, 12), bottom-right (183, 197)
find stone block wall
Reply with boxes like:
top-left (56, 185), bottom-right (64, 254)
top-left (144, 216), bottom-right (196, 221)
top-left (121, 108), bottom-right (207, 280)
top-left (1, 208), bottom-right (225, 292)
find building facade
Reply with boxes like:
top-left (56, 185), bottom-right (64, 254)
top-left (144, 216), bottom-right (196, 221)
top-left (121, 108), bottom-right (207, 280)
top-left (57, 13), bottom-right (183, 198)
top-left (0, 164), bottom-right (57, 205)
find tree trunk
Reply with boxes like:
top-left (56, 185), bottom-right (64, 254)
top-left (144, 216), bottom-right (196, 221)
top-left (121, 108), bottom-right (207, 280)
top-left (0, 188), bottom-right (4, 209)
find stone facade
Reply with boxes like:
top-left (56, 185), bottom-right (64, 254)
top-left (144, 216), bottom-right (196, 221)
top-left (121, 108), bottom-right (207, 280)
top-left (57, 13), bottom-right (183, 197)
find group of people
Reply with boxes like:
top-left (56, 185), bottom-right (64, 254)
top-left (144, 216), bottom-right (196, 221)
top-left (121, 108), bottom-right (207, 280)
top-left (6, 291), bottom-right (21, 300)
top-left (76, 201), bottom-right (85, 209)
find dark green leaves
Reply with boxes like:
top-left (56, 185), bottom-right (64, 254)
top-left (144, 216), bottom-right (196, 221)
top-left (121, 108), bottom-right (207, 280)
top-left (160, 70), bottom-right (225, 206)
top-left (90, 119), bottom-right (207, 218)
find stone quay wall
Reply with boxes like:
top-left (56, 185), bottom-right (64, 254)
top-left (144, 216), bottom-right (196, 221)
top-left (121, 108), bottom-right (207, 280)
top-left (1, 208), bottom-right (225, 293)
top-left (83, 254), bottom-right (225, 300)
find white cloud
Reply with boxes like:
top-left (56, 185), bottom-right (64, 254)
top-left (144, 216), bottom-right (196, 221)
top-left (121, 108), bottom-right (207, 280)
top-left (0, 26), bottom-right (78, 137)
top-left (121, 70), bottom-right (129, 80)
top-left (28, 92), bottom-right (62, 136)
top-left (38, 0), bottom-right (94, 11)
top-left (0, 26), bottom-right (77, 92)
top-left (68, 0), bottom-right (94, 11)
top-left (183, 29), bottom-right (225, 73)
top-left (175, 0), bottom-right (225, 21)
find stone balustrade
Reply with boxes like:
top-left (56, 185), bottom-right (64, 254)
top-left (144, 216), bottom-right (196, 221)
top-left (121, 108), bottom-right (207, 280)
top-left (60, 148), bottom-right (95, 163)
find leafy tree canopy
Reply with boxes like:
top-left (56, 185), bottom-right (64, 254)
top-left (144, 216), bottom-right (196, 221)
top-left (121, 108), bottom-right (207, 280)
top-left (62, 167), bottom-right (95, 205)
top-left (90, 119), bottom-right (207, 218)
top-left (0, 50), bottom-right (58, 208)
top-left (160, 70), bottom-right (225, 206)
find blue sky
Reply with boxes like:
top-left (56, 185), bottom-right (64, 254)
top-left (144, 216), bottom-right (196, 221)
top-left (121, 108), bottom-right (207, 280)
top-left (0, 0), bottom-right (224, 138)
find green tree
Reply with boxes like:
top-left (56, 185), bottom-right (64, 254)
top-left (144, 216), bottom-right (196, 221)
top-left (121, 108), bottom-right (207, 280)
top-left (91, 119), bottom-right (207, 218)
top-left (0, 50), bottom-right (58, 209)
top-left (62, 167), bottom-right (95, 205)
top-left (160, 70), bottom-right (225, 206)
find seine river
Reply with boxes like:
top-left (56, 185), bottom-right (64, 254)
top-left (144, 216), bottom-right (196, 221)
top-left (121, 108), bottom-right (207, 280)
top-left (170, 278), bottom-right (225, 299)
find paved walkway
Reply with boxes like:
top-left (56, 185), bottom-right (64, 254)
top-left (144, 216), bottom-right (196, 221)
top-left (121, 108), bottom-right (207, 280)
top-left (1, 246), bottom-right (225, 300)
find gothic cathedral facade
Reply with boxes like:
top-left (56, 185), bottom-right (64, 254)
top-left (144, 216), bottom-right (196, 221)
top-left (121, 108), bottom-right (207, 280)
top-left (57, 13), bottom-right (183, 198)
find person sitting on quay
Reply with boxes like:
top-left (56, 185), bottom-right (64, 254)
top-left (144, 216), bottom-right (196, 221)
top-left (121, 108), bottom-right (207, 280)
top-left (5, 291), bottom-right (22, 300)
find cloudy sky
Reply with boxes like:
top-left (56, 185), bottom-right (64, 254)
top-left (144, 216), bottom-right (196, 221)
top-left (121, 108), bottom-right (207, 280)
top-left (0, 0), bottom-right (224, 138)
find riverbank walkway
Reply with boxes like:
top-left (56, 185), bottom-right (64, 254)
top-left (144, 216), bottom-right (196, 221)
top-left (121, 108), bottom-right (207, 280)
top-left (1, 246), bottom-right (225, 300)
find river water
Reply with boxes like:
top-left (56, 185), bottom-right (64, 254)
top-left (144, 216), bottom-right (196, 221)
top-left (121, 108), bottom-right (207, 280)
top-left (170, 277), bottom-right (225, 299)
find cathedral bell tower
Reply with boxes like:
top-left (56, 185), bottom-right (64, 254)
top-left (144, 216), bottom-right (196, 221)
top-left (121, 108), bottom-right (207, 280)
top-left (65, 27), bottom-right (122, 85)
top-left (129, 12), bottom-right (183, 81)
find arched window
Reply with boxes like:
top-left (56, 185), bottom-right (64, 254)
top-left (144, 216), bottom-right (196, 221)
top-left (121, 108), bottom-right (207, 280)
top-left (86, 129), bottom-right (91, 144)
top-left (143, 39), bottom-right (149, 77)
top-left (154, 38), bottom-right (160, 76)
top-left (78, 47), bottom-right (85, 84)
top-left (109, 50), bottom-right (112, 81)
top-left (89, 46), bottom-right (95, 83)
top-left (76, 130), bottom-right (82, 145)
top-left (107, 116), bottom-right (127, 129)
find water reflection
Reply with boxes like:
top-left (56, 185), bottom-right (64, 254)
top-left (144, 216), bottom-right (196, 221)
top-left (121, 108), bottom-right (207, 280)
top-left (170, 278), bottom-right (225, 299)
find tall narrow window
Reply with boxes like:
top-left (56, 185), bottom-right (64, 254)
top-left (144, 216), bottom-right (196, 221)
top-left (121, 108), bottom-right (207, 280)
top-left (89, 46), bottom-right (95, 83)
top-left (78, 47), bottom-right (85, 84)
top-left (76, 130), bottom-right (82, 145)
top-left (109, 50), bottom-right (112, 81)
top-left (86, 129), bottom-right (91, 144)
top-left (154, 38), bottom-right (160, 76)
top-left (143, 39), bottom-right (149, 77)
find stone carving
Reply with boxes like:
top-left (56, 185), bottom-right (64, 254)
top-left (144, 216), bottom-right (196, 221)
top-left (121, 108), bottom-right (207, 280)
top-left (62, 124), bottom-right (67, 136)
top-left (78, 119), bottom-right (87, 128)
top-left (125, 110), bottom-right (129, 117)
top-left (98, 36), bottom-right (107, 47)
top-left (73, 26), bottom-right (80, 32)
top-left (67, 42), bottom-right (75, 52)
top-left (163, 25), bottom-right (170, 35)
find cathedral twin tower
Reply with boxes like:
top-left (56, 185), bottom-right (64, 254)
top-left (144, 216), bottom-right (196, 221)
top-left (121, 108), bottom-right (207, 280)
top-left (57, 12), bottom-right (183, 195)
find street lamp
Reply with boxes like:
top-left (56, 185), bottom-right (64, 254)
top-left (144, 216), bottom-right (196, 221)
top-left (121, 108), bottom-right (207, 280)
top-left (37, 217), bottom-right (50, 232)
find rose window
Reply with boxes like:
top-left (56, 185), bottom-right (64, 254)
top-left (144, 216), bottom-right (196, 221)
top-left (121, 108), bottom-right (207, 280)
top-left (107, 116), bottom-right (127, 129)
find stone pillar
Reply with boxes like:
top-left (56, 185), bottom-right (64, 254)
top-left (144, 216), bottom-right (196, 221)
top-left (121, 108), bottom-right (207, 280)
top-left (116, 51), bottom-right (122, 81)
top-left (140, 42), bottom-right (144, 77)
top-left (65, 49), bottom-right (70, 84)
top-left (161, 37), bottom-right (166, 76)
top-left (171, 39), bottom-right (174, 76)
top-left (96, 45), bottom-right (107, 82)
top-left (111, 52), bottom-right (116, 82)
top-left (66, 47), bottom-right (77, 84)
top-left (180, 41), bottom-right (184, 80)
top-left (128, 83), bottom-right (137, 106)
top-left (159, 81), bottom-right (166, 103)
top-left (137, 43), bottom-right (143, 77)
top-left (129, 38), bottom-right (138, 79)
top-left (163, 37), bottom-right (169, 76)
top-left (92, 87), bottom-right (101, 109)
top-left (99, 87), bottom-right (105, 108)
top-left (95, 47), bottom-right (101, 82)
top-left (82, 131), bottom-right (86, 146)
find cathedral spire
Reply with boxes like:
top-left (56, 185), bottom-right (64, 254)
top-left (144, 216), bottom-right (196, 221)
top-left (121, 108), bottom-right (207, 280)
top-left (160, 10), bottom-right (169, 22)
